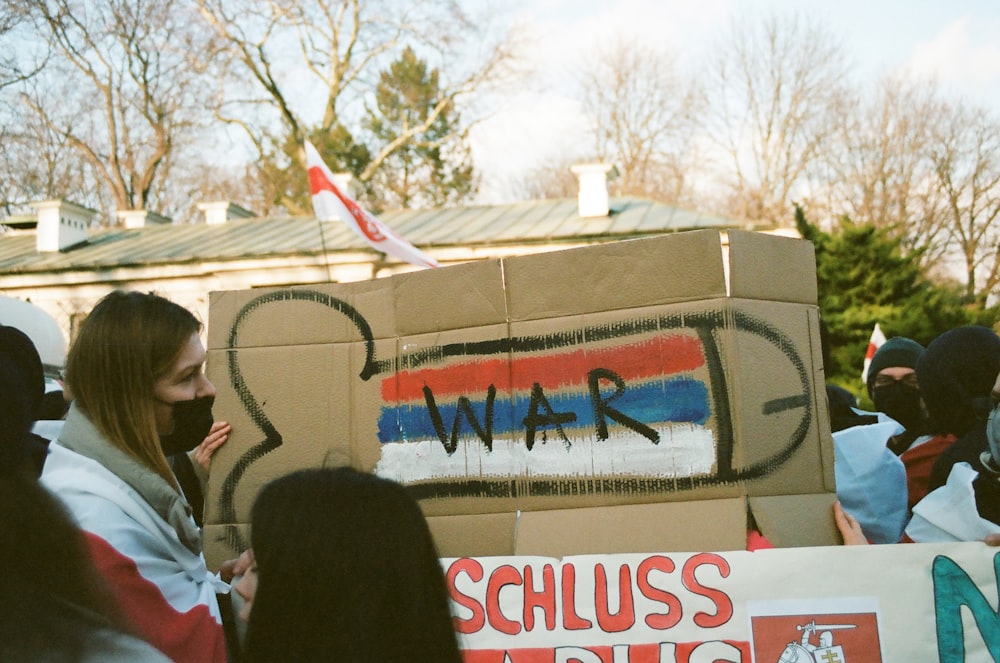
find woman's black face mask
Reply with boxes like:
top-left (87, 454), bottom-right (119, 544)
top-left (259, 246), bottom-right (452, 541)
top-left (158, 395), bottom-right (215, 456)
top-left (872, 382), bottom-right (923, 432)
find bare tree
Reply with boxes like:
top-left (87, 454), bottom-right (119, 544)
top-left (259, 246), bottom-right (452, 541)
top-left (0, 2), bottom-right (48, 91)
top-left (576, 38), bottom-right (702, 205)
top-left (703, 12), bottom-right (850, 226)
top-left (0, 87), bottom-right (105, 214)
top-left (14, 0), bottom-right (215, 223)
top-left (515, 158), bottom-right (581, 201)
top-left (196, 0), bottom-right (522, 214)
top-left (929, 101), bottom-right (1000, 303)
top-left (819, 75), bottom-right (951, 268)
top-left (0, 2), bottom-right (51, 214)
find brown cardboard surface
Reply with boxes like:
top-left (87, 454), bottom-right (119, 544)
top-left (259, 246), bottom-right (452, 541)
top-left (808, 311), bottom-right (837, 493)
top-left (351, 336), bottom-right (400, 474)
top-left (503, 231), bottom-right (729, 322)
top-left (727, 229), bottom-right (818, 304)
top-left (426, 512), bottom-right (518, 558)
top-left (204, 231), bottom-right (835, 568)
top-left (207, 280), bottom-right (396, 350)
top-left (203, 524), bottom-right (248, 570)
top-left (717, 298), bottom-right (831, 498)
top-left (513, 499), bottom-right (749, 556)
top-left (394, 258), bottom-right (507, 335)
top-left (749, 493), bottom-right (840, 548)
top-left (204, 343), bottom-right (354, 539)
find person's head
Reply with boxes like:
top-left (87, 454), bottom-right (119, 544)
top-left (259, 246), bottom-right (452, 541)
top-left (237, 467), bottom-right (462, 663)
top-left (917, 325), bottom-right (1000, 437)
top-left (866, 336), bottom-right (925, 430)
top-left (0, 325), bottom-right (46, 475)
top-left (65, 291), bottom-right (216, 487)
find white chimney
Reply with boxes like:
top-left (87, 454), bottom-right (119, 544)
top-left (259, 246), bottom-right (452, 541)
top-left (34, 199), bottom-right (95, 252)
top-left (117, 209), bottom-right (172, 228)
top-left (570, 163), bottom-right (618, 218)
top-left (196, 201), bottom-right (256, 225)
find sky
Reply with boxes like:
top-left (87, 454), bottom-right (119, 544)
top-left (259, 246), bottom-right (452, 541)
top-left (467, 0), bottom-right (1000, 203)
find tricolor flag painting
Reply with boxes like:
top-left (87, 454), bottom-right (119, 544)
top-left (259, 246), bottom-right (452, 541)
top-left (374, 331), bottom-right (716, 485)
top-left (304, 140), bottom-right (439, 268)
top-left (861, 323), bottom-right (886, 383)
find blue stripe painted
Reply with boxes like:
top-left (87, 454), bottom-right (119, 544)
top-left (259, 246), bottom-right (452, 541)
top-left (377, 378), bottom-right (709, 444)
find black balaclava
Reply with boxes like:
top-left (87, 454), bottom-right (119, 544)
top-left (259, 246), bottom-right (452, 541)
top-left (867, 336), bottom-right (925, 431)
top-left (916, 326), bottom-right (1000, 437)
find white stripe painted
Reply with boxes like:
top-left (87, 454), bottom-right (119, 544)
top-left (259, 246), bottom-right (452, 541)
top-left (374, 424), bottom-right (716, 484)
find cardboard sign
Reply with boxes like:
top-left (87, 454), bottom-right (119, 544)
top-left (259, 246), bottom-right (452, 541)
top-left (203, 230), bottom-right (835, 565)
top-left (445, 543), bottom-right (1000, 662)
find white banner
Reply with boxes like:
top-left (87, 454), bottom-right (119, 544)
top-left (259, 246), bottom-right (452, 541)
top-left (444, 543), bottom-right (1000, 662)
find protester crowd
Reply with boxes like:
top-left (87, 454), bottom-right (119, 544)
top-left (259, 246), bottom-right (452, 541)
top-left (2, 288), bottom-right (999, 661)
top-left (830, 325), bottom-right (1000, 545)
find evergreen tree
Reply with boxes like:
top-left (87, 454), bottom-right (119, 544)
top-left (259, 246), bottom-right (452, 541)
top-left (257, 126), bottom-right (372, 216)
top-left (795, 205), bottom-right (999, 394)
top-left (363, 47), bottom-right (476, 210)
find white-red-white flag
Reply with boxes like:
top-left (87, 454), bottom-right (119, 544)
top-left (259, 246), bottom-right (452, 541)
top-left (861, 322), bottom-right (887, 383)
top-left (304, 141), bottom-right (439, 269)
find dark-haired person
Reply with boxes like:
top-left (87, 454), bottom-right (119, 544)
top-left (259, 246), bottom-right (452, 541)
top-left (900, 325), bottom-right (1000, 512)
top-left (40, 291), bottom-right (232, 663)
top-left (826, 337), bottom-right (925, 544)
top-left (234, 467), bottom-right (464, 663)
top-left (866, 336), bottom-right (927, 455)
top-left (0, 324), bottom-right (169, 662)
top-left (906, 365), bottom-right (1000, 541)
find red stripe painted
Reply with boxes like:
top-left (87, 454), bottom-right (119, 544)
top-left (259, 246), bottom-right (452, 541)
top-left (384, 358), bottom-right (510, 401)
top-left (84, 533), bottom-right (227, 663)
top-left (383, 334), bottom-right (704, 402)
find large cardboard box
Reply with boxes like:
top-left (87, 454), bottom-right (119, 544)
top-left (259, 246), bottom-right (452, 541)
top-left (202, 230), bottom-right (836, 566)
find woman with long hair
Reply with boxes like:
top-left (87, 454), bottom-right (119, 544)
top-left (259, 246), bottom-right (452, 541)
top-left (40, 291), bottom-right (229, 662)
top-left (235, 466), bottom-right (464, 663)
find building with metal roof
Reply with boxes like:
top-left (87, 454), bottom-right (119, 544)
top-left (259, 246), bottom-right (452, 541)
top-left (0, 168), bottom-right (750, 343)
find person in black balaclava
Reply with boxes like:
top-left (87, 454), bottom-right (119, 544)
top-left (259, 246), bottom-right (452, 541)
top-left (865, 337), bottom-right (926, 454)
top-left (925, 355), bottom-right (1000, 525)
top-left (826, 333), bottom-right (920, 543)
top-left (905, 366), bottom-right (1000, 540)
top-left (902, 325), bottom-right (1000, 510)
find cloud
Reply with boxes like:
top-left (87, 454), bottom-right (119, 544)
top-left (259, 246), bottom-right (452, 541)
top-left (514, 0), bottom-right (729, 77)
top-left (469, 93), bottom-right (591, 203)
top-left (906, 18), bottom-right (1000, 104)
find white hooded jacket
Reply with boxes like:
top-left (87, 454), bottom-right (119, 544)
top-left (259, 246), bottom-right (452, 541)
top-left (41, 404), bottom-right (228, 663)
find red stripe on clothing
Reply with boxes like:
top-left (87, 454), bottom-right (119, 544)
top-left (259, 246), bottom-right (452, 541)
top-left (84, 533), bottom-right (227, 663)
top-left (901, 434), bottom-right (957, 510)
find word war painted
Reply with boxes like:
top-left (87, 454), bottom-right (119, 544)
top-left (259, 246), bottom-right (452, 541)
top-left (202, 231), bottom-right (834, 563)
top-left (216, 288), bottom-right (817, 506)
